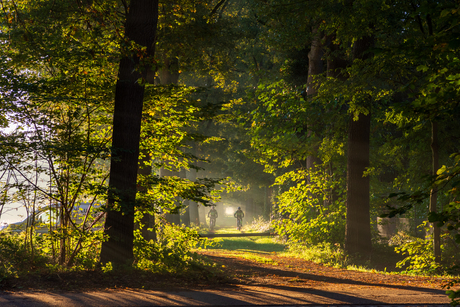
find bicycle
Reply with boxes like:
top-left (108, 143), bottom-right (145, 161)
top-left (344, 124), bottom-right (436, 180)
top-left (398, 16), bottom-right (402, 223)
top-left (236, 217), bottom-right (243, 231)
top-left (210, 217), bottom-right (216, 231)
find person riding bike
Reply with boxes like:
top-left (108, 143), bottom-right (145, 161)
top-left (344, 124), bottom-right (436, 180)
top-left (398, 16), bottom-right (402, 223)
top-left (208, 206), bottom-right (218, 229)
top-left (234, 207), bottom-right (244, 230)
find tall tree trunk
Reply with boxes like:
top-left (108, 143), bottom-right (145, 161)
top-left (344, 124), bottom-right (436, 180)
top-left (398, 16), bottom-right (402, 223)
top-left (306, 28), bottom-right (324, 96)
top-left (430, 120), bottom-right (441, 263)
top-left (345, 112), bottom-right (371, 255)
top-left (100, 0), bottom-right (158, 265)
top-left (345, 35), bottom-right (374, 256)
top-left (326, 34), bottom-right (348, 80)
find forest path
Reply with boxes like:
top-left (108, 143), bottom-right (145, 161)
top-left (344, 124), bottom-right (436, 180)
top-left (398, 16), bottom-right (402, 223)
top-left (0, 234), bottom-right (454, 306)
top-left (0, 250), bottom-right (452, 306)
top-left (196, 250), bottom-right (451, 305)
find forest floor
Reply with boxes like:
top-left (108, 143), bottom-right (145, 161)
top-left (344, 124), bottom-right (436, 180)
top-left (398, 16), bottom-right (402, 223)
top-left (0, 227), bottom-right (456, 305)
top-left (0, 249), bottom-right (449, 292)
top-left (0, 249), bottom-right (454, 306)
top-left (198, 249), bottom-right (450, 292)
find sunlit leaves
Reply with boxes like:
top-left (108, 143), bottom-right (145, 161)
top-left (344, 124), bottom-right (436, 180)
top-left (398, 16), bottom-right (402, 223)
top-left (273, 166), bottom-right (346, 246)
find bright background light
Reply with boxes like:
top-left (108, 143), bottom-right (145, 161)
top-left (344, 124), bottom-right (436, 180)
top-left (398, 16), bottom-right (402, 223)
top-left (225, 207), bottom-right (234, 216)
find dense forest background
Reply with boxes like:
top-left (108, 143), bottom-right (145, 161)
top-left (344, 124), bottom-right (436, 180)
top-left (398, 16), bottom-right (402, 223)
top-left (0, 0), bottom-right (459, 290)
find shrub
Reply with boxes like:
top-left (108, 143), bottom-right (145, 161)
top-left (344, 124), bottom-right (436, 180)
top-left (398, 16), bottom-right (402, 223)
top-left (392, 230), bottom-right (441, 275)
top-left (134, 221), bottom-right (217, 272)
top-left (246, 216), bottom-right (272, 233)
top-left (288, 242), bottom-right (349, 268)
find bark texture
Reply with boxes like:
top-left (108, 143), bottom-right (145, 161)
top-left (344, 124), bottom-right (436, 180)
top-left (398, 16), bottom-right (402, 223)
top-left (306, 29), bottom-right (324, 97)
top-left (345, 35), bottom-right (374, 256)
top-left (100, 0), bottom-right (158, 264)
top-left (345, 112), bottom-right (371, 255)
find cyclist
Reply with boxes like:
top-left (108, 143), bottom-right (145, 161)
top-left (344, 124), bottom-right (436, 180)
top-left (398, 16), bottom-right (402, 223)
top-left (208, 206), bottom-right (218, 230)
top-left (234, 207), bottom-right (244, 230)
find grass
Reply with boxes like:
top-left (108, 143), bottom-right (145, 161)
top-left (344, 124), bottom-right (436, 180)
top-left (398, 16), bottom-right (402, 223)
top-left (203, 226), bottom-right (268, 234)
top-left (214, 251), bottom-right (279, 265)
top-left (205, 236), bottom-right (286, 254)
top-left (197, 226), bottom-right (286, 264)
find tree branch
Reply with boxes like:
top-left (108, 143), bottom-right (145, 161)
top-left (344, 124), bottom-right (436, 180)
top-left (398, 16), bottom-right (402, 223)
top-left (210, 0), bottom-right (227, 16)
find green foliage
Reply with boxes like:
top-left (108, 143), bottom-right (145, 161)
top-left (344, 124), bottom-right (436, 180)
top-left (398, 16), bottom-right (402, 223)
top-left (0, 0), bottom-right (228, 268)
top-left (0, 233), bottom-right (30, 280)
top-left (1, 0), bottom-right (460, 292)
top-left (429, 153), bottom-right (460, 234)
top-left (245, 216), bottom-right (273, 233)
top-left (446, 279), bottom-right (460, 307)
top-left (0, 0), bottom-right (118, 266)
top-left (134, 221), bottom-right (216, 272)
top-left (0, 222), bottom-right (213, 281)
top-left (393, 230), bottom-right (441, 275)
top-left (245, 80), bottom-right (314, 171)
top-left (137, 84), bottom-right (226, 215)
top-left (101, 262), bottom-right (113, 274)
top-left (273, 166), bottom-right (346, 246)
top-left (286, 242), bottom-right (348, 268)
top-left (0, 232), bottom-right (64, 279)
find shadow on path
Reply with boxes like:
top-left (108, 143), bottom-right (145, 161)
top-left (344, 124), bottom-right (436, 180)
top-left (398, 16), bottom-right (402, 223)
top-left (206, 254), bottom-right (447, 295)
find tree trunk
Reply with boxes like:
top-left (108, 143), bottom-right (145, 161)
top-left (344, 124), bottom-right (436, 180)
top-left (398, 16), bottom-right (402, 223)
top-left (187, 159), bottom-right (200, 226)
top-left (181, 200), bottom-right (191, 227)
top-left (160, 167), bottom-right (181, 225)
top-left (59, 207), bottom-right (66, 265)
top-left (345, 112), bottom-right (372, 255)
top-left (158, 57), bottom-right (180, 85)
top-left (178, 168), bottom-right (190, 226)
top-left (306, 28), bottom-right (324, 97)
top-left (430, 120), bottom-right (441, 263)
top-left (326, 34), bottom-right (348, 80)
top-left (345, 35), bottom-right (374, 256)
top-left (100, 0), bottom-right (158, 265)
top-left (263, 185), bottom-right (270, 221)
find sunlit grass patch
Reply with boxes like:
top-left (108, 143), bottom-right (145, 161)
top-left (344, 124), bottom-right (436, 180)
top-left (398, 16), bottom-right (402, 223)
top-left (198, 236), bottom-right (285, 266)
top-left (206, 226), bottom-right (262, 234)
top-left (283, 243), bottom-right (348, 269)
top-left (212, 250), bottom-right (278, 265)
top-left (203, 236), bottom-right (285, 253)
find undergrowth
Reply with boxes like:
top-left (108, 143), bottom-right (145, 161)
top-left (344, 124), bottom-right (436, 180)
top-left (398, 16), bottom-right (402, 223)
top-left (0, 223), bottom-right (220, 286)
top-left (285, 242), bottom-right (350, 269)
top-left (244, 216), bottom-right (273, 233)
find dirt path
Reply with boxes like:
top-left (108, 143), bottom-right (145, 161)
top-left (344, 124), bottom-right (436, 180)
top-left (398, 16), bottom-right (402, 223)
top-left (199, 250), bottom-right (448, 290)
top-left (0, 251), bottom-right (453, 306)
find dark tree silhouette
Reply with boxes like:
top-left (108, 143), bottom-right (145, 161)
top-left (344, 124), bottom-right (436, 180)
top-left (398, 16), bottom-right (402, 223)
top-left (100, 0), bottom-right (159, 264)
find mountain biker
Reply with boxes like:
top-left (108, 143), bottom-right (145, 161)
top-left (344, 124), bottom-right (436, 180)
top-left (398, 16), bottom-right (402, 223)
top-left (234, 207), bottom-right (244, 230)
top-left (208, 206), bottom-right (218, 229)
